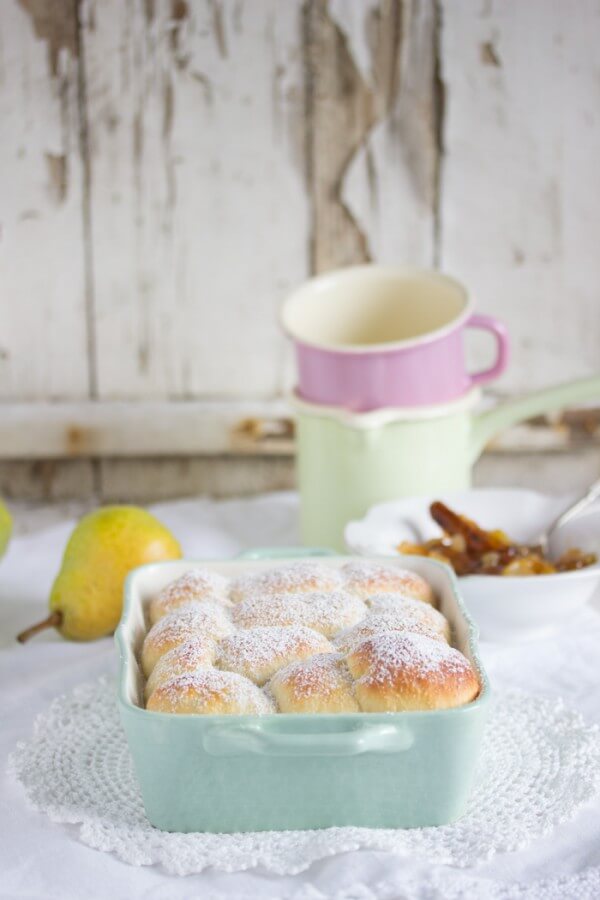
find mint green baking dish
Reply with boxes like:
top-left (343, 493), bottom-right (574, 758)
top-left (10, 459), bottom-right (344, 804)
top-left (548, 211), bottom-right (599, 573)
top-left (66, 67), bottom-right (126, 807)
top-left (115, 551), bottom-right (490, 833)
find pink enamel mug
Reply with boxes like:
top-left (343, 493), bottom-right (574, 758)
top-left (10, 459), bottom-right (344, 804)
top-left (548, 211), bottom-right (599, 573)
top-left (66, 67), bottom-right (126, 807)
top-left (281, 265), bottom-right (509, 411)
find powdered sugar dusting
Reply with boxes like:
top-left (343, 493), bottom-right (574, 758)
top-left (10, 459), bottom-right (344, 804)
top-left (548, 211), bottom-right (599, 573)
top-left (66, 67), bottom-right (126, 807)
top-left (355, 632), bottom-right (474, 686)
top-left (149, 569), bottom-right (231, 622)
top-left (217, 626), bottom-right (332, 684)
top-left (364, 595), bottom-right (449, 635)
top-left (334, 610), bottom-right (447, 654)
top-left (229, 562), bottom-right (342, 603)
top-left (145, 638), bottom-right (217, 699)
top-left (366, 591), bottom-right (434, 613)
top-left (140, 563), bottom-right (472, 715)
top-left (232, 589), bottom-right (366, 636)
top-left (343, 561), bottom-right (423, 581)
top-left (159, 636), bottom-right (217, 667)
top-left (270, 652), bottom-right (354, 701)
top-left (148, 669), bottom-right (274, 714)
top-left (144, 603), bottom-right (233, 650)
top-left (158, 568), bottom-right (229, 601)
top-left (342, 561), bottom-right (435, 603)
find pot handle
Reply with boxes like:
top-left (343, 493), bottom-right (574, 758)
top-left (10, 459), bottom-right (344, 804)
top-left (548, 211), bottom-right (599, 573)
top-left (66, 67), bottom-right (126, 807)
top-left (202, 721), bottom-right (414, 757)
top-left (237, 546), bottom-right (336, 560)
top-left (466, 313), bottom-right (510, 387)
top-left (469, 375), bottom-right (600, 463)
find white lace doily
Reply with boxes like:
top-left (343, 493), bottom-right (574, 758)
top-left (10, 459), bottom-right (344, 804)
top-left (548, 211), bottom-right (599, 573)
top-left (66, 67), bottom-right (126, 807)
top-left (8, 677), bottom-right (600, 877)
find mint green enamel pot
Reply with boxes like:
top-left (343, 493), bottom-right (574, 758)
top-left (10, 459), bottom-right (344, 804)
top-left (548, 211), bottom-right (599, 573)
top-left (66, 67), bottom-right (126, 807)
top-left (294, 376), bottom-right (600, 551)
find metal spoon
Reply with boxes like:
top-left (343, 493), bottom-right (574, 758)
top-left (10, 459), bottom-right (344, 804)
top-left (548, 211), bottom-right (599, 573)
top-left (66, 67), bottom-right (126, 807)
top-left (536, 477), bottom-right (600, 555)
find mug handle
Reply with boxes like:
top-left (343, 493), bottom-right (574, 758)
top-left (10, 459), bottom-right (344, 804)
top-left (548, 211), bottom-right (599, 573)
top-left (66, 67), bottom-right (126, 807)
top-left (466, 313), bottom-right (510, 386)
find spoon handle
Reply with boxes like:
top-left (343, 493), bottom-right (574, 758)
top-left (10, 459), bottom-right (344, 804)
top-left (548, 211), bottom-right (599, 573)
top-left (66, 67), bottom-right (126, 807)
top-left (542, 478), bottom-right (600, 546)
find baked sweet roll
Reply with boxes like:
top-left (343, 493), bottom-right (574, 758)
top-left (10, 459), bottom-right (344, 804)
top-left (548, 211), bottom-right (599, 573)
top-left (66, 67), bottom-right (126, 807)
top-left (346, 632), bottom-right (479, 712)
top-left (366, 594), bottom-right (450, 639)
top-left (146, 669), bottom-right (274, 715)
top-left (334, 598), bottom-right (450, 653)
top-left (231, 589), bottom-right (366, 637)
top-left (144, 637), bottom-right (217, 700)
top-left (229, 562), bottom-right (342, 604)
top-left (342, 562), bottom-right (435, 606)
top-left (141, 603), bottom-right (233, 677)
top-left (268, 652), bottom-right (359, 713)
top-left (217, 625), bottom-right (333, 685)
top-left (141, 564), bottom-right (478, 716)
top-left (148, 568), bottom-right (230, 625)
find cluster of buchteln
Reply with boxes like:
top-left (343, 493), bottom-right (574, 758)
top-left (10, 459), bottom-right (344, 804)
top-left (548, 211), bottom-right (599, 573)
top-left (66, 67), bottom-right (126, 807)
top-left (140, 561), bottom-right (480, 715)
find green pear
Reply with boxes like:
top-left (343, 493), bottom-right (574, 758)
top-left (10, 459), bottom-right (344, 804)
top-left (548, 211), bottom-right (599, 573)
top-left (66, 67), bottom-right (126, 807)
top-left (17, 505), bottom-right (181, 642)
top-left (0, 499), bottom-right (11, 559)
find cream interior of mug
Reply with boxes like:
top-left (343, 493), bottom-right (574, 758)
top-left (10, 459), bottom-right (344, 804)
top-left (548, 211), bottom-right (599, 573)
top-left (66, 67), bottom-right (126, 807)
top-left (282, 266), bottom-right (469, 350)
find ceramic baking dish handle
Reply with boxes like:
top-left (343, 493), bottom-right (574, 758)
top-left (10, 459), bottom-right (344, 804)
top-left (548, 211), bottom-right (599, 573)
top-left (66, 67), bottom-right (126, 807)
top-left (238, 546), bottom-right (337, 560)
top-left (202, 722), bottom-right (414, 757)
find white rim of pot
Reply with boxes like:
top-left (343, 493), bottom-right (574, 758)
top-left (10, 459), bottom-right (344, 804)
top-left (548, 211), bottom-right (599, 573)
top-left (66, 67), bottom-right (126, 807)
top-left (289, 387), bottom-right (482, 429)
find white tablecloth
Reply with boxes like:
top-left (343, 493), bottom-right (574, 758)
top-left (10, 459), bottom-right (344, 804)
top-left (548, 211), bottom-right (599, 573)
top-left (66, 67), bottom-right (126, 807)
top-left (2, 492), bottom-right (600, 900)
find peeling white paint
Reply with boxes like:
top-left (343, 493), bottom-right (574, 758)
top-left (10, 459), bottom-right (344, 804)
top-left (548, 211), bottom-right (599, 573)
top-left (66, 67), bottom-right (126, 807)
top-left (85, 0), bottom-right (308, 400)
top-left (440, 0), bottom-right (600, 391)
top-left (0, 0), bottom-right (88, 399)
top-left (1, 0), bottom-right (599, 475)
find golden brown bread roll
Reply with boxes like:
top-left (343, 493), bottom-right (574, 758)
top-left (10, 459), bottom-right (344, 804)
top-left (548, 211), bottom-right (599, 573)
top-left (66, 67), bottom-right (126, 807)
top-left (342, 562), bottom-right (435, 606)
top-left (217, 625), bottom-right (334, 685)
top-left (141, 603), bottom-right (233, 677)
top-left (144, 637), bottom-right (217, 700)
top-left (268, 652), bottom-right (359, 713)
top-left (148, 568), bottom-right (230, 624)
top-left (346, 632), bottom-right (479, 712)
top-left (146, 669), bottom-right (274, 715)
top-left (139, 562), bottom-right (476, 717)
top-left (229, 562), bottom-right (342, 604)
top-left (231, 589), bottom-right (366, 637)
top-left (334, 596), bottom-right (450, 653)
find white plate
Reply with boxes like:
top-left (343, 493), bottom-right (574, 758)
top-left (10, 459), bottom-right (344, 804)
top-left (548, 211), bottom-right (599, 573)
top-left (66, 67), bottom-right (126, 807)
top-left (345, 488), bottom-right (600, 642)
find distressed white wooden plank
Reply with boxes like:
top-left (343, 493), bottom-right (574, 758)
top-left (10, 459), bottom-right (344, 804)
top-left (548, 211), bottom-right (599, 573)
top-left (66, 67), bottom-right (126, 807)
top-left (0, 455), bottom-right (296, 503)
top-left (474, 447), bottom-right (600, 495)
top-left (81, 0), bottom-right (307, 400)
top-left (0, 460), bottom-right (96, 501)
top-left (337, 0), bottom-right (437, 266)
top-left (98, 456), bottom-right (295, 501)
top-left (440, 0), bottom-right (600, 392)
top-left (304, 0), bottom-right (436, 272)
top-left (303, 0), bottom-right (375, 271)
top-left (0, 0), bottom-right (89, 399)
top-left (2, 444), bottom-right (597, 510)
top-left (0, 457), bottom-right (296, 505)
top-left (0, 398), bottom-right (596, 460)
top-left (0, 400), bottom-right (294, 458)
top-left (0, 444), bottom-right (597, 505)
top-left (103, 448), bottom-right (598, 503)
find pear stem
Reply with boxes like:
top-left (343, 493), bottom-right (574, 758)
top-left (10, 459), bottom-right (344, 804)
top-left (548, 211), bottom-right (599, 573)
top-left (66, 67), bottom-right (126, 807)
top-left (17, 611), bottom-right (63, 643)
